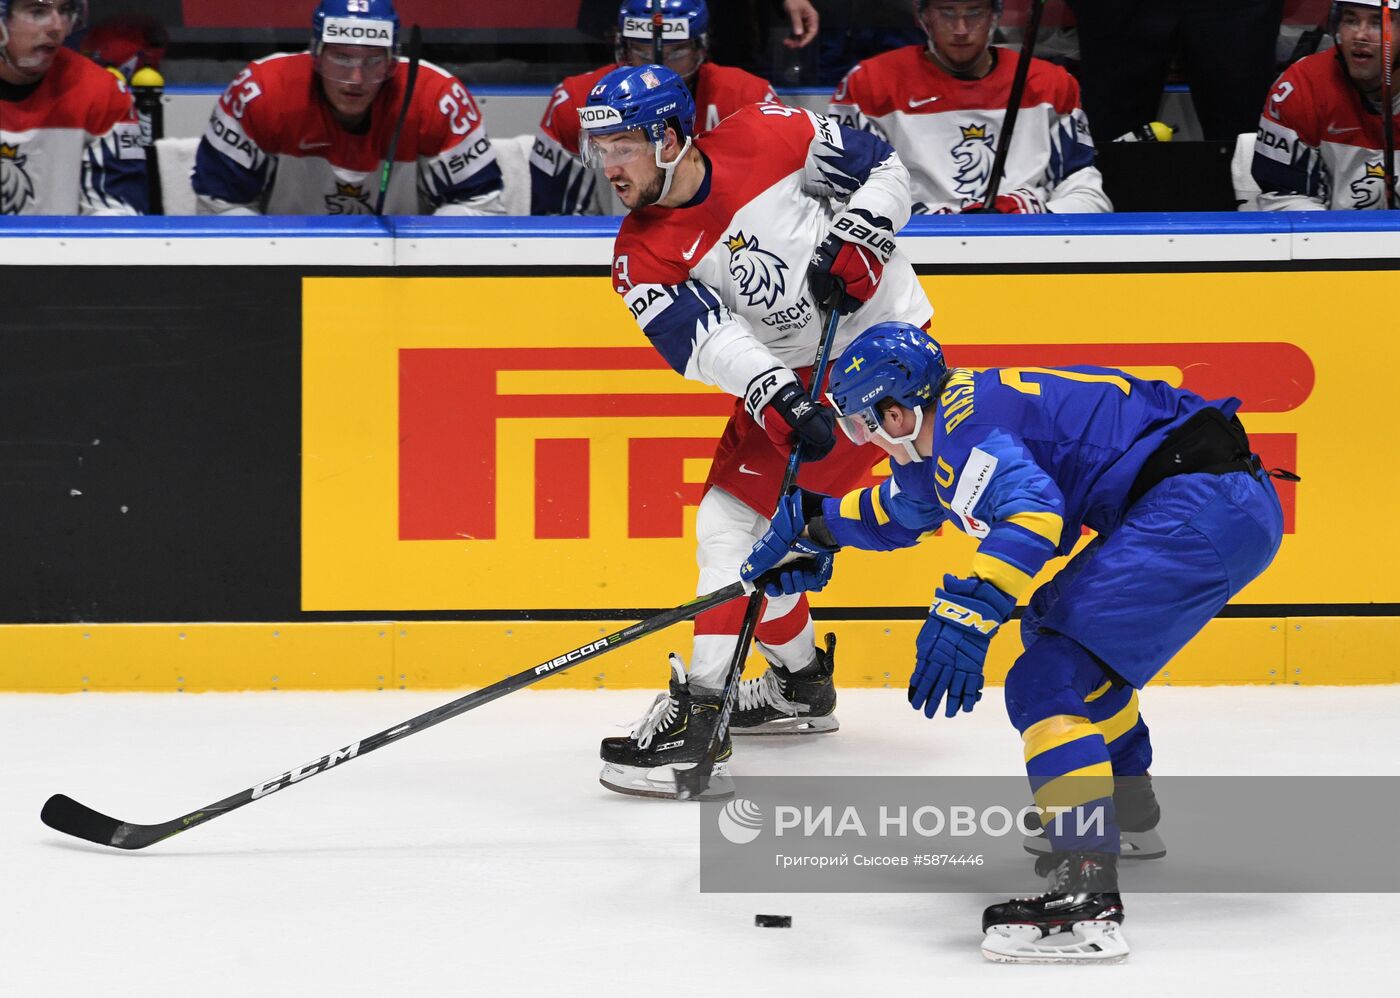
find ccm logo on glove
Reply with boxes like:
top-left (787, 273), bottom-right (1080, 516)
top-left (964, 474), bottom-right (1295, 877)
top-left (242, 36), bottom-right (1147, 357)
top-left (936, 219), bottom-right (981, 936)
top-left (929, 596), bottom-right (1000, 635)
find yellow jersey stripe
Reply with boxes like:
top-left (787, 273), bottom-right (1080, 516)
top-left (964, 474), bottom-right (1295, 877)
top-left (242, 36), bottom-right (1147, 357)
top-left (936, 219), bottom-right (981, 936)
top-left (971, 552), bottom-right (1034, 599)
top-left (1022, 714), bottom-right (1099, 763)
top-left (1098, 690), bottom-right (1141, 745)
top-left (1033, 762), bottom-right (1115, 821)
top-left (1084, 680), bottom-right (1114, 704)
top-left (869, 484), bottom-right (891, 525)
top-left (839, 489), bottom-right (863, 521)
top-left (1006, 510), bottom-right (1064, 547)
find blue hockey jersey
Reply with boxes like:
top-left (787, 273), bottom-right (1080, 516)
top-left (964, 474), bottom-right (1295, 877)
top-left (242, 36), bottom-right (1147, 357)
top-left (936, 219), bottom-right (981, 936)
top-left (823, 366), bottom-right (1239, 599)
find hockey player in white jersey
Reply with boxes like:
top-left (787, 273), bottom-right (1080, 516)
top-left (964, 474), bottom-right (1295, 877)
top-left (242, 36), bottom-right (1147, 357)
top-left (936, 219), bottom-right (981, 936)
top-left (828, 1), bottom-right (1110, 214)
top-left (1, 0), bottom-right (147, 215)
top-left (582, 63), bottom-right (934, 800)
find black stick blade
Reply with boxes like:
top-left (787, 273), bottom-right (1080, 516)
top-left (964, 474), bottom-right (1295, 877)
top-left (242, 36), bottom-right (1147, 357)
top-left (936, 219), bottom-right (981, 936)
top-left (41, 794), bottom-right (123, 847)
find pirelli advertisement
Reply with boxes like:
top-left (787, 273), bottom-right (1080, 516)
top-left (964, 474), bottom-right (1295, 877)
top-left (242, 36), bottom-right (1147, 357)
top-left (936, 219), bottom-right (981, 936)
top-left (305, 271), bottom-right (1328, 611)
top-left (1, 260), bottom-right (1396, 689)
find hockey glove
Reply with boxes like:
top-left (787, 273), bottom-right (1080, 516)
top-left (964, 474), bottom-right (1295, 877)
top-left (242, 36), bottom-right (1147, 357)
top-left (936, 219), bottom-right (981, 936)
top-left (806, 207), bottom-right (897, 314)
top-left (960, 188), bottom-right (1048, 215)
top-left (745, 367), bottom-right (837, 461)
top-left (741, 490), bottom-right (838, 597)
top-left (909, 574), bottom-right (1016, 719)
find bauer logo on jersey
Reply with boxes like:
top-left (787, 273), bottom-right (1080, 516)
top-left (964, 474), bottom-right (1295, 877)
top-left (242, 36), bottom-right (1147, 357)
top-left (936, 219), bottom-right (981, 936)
top-left (951, 123), bottom-right (996, 200)
top-left (325, 181), bottom-right (374, 215)
top-left (0, 142), bottom-right (36, 215)
top-left (724, 231), bottom-right (788, 310)
top-left (321, 17), bottom-right (394, 46)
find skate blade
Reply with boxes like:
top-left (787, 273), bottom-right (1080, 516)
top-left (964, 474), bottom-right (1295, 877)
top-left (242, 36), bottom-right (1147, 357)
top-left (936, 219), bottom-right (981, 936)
top-left (599, 761), bottom-right (735, 801)
top-left (981, 921), bottom-right (1129, 964)
top-left (732, 713), bottom-right (840, 736)
top-left (1022, 828), bottom-right (1165, 861)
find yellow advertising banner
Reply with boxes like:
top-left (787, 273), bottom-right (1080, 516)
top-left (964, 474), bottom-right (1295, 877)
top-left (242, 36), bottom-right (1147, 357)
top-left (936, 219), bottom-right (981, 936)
top-left (302, 271), bottom-right (1384, 613)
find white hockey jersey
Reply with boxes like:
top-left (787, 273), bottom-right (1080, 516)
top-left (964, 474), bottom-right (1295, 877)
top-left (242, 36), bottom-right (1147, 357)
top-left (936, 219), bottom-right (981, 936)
top-left (827, 45), bottom-right (1110, 214)
top-left (612, 103), bottom-right (933, 402)
top-left (0, 48), bottom-right (146, 215)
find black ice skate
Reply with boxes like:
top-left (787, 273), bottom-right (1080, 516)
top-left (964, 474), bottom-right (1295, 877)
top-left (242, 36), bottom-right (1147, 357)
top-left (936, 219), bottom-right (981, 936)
top-left (731, 632), bottom-right (840, 736)
top-left (981, 851), bottom-right (1129, 964)
top-left (1023, 773), bottom-right (1165, 861)
top-left (599, 655), bottom-right (734, 801)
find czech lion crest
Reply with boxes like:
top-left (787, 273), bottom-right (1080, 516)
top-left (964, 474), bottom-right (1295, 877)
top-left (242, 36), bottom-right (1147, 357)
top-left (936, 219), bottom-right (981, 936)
top-left (1350, 161), bottom-right (1387, 210)
top-left (0, 142), bottom-right (36, 215)
top-left (324, 180), bottom-right (374, 215)
top-left (950, 123), bottom-right (996, 200)
top-left (724, 230), bottom-right (787, 309)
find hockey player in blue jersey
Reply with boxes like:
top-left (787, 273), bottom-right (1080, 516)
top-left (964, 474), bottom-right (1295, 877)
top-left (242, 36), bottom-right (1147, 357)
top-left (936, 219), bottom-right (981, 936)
top-left (740, 321), bottom-right (1288, 963)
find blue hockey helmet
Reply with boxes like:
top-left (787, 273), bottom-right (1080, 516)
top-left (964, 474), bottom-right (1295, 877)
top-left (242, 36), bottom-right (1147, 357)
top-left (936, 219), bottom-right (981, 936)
top-left (826, 322), bottom-right (948, 463)
top-left (618, 0), bottom-right (709, 41)
top-left (1, 1), bottom-right (88, 50)
top-left (579, 63), bottom-right (697, 202)
top-left (312, 0), bottom-right (400, 52)
top-left (311, 0), bottom-right (399, 86)
top-left (616, 0), bottom-right (708, 78)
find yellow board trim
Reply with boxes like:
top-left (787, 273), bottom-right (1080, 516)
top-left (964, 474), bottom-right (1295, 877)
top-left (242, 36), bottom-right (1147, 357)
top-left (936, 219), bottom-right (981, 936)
top-left (971, 552), bottom-right (1034, 599)
top-left (1006, 510), bottom-right (1065, 548)
top-left (1022, 714), bottom-right (1100, 763)
top-left (0, 617), bottom-right (1394, 692)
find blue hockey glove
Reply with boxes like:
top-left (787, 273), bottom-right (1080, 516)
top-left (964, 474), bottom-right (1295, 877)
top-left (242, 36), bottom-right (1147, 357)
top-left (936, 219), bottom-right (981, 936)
top-left (909, 574), bottom-right (1016, 719)
top-left (741, 490), bottom-right (838, 597)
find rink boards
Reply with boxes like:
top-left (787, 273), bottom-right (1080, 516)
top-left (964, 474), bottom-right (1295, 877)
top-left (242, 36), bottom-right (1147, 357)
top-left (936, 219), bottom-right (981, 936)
top-left (0, 214), bottom-right (1396, 690)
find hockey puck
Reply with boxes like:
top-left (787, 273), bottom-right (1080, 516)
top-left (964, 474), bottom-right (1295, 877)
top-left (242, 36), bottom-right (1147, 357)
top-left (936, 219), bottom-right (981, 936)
top-left (754, 914), bottom-right (792, 928)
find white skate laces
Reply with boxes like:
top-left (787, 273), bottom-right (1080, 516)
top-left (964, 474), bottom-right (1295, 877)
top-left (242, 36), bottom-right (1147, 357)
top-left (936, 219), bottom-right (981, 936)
top-left (626, 655), bottom-right (687, 749)
top-left (736, 669), bottom-right (804, 716)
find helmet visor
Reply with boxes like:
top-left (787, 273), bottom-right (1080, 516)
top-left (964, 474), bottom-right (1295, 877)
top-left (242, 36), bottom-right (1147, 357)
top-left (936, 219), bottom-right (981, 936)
top-left (315, 45), bottom-right (394, 87)
top-left (831, 403), bottom-right (883, 447)
top-left (828, 394), bottom-right (924, 450)
top-left (580, 129), bottom-right (654, 169)
top-left (620, 39), bottom-right (703, 76)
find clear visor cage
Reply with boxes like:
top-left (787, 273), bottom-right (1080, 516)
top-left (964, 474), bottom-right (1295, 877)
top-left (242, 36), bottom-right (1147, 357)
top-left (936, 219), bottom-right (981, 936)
top-left (314, 17), bottom-right (397, 86)
top-left (828, 394), bottom-right (926, 463)
top-left (579, 111), bottom-right (692, 201)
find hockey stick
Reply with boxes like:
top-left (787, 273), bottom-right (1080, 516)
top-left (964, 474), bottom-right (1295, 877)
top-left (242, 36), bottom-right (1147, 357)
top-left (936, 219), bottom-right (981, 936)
top-left (652, 6), bottom-right (666, 66)
top-left (40, 582), bottom-right (749, 850)
top-left (373, 24), bottom-right (422, 217)
top-left (1382, 3), bottom-right (1396, 209)
top-left (675, 306), bottom-right (844, 801)
top-left (971, 0), bottom-right (1047, 212)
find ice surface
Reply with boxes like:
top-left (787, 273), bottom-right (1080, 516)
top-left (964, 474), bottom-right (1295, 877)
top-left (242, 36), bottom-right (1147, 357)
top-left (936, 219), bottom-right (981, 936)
top-left (3, 687), bottom-right (1397, 996)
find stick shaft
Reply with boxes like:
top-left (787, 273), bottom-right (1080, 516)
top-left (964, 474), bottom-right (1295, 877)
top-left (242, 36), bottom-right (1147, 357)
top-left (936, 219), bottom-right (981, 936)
top-left (41, 581), bottom-right (748, 849)
top-left (1383, 5), bottom-right (1396, 209)
top-left (981, 0), bottom-right (1047, 208)
top-left (677, 308), bottom-right (844, 799)
top-left (375, 25), bottom-right (422, 217)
